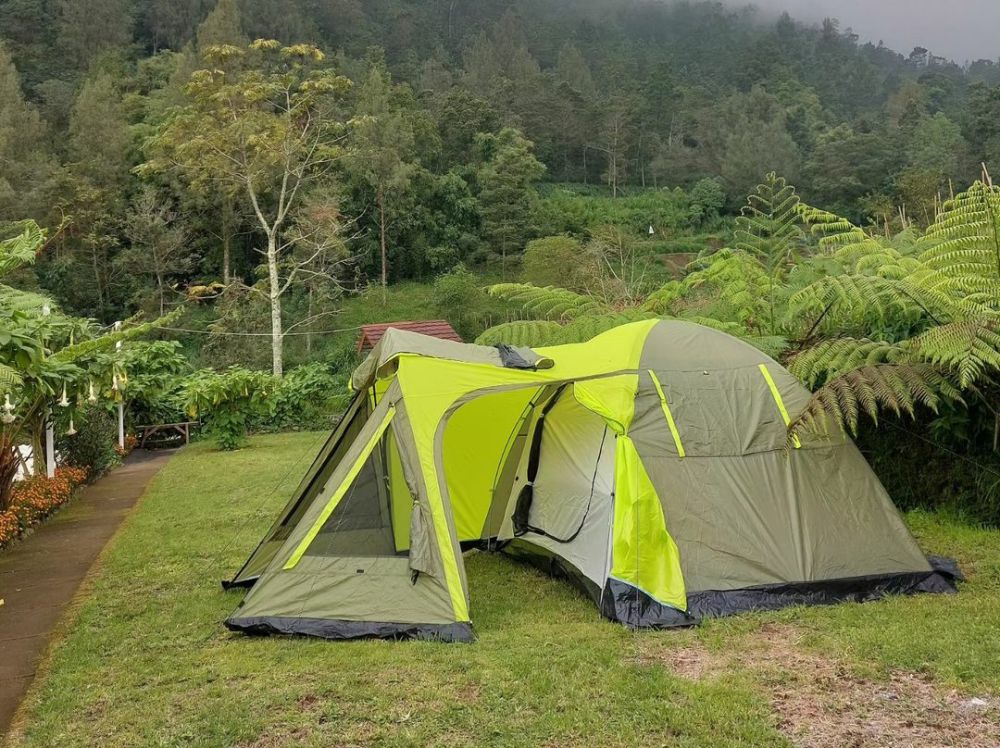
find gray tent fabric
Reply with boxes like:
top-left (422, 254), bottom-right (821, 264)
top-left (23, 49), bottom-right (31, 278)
top-left (497, 392), bottom-right (614, 588)
top-left (351, 327), bottom-right (552, 391)
top-left (628, 321), bottom-right (939, 602)
top-left (226, 382), bottom-right (471, 642)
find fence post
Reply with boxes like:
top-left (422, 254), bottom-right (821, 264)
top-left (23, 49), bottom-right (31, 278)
top-left (45, 409), bottom-right (55, 479)
top-left (115, 321), bottom-right (125, 450)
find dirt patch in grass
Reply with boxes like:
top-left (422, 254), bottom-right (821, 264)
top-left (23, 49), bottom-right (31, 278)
top-left (642, 624), bottom-right (998, 748)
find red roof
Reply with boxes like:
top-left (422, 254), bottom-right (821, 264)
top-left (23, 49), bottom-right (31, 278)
top-left (357, 320), bottom-right (463, 353)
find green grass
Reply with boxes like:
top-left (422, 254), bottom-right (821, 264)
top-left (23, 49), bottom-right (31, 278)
top-left (8, 433), bottom-right (1000, 747)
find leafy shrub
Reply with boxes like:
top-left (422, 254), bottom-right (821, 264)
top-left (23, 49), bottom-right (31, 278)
top-left (0, 466), bottom-right (88, 548)
top-left (120, 340), bottom-right (189, 425)
top-left (522, 236), bottom-right (589, 290)
top-left (179, 367), bottom-right (275, 450)
top-left (536, 185), bottom-right (694, 236)
top-left (265, 363), bottom-right (348, 432)
top-left (433, 264), bottom-right (509, 340)
top-left (688, 178), bottom-right (726, 226)
top-left (56, 405), bottom-right (122, 480)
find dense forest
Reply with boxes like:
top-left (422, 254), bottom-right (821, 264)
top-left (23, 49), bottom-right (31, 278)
top-left (6, 1), bottom-right (1000, 522)
top-left (5, 0), bottom-right (1000, 328)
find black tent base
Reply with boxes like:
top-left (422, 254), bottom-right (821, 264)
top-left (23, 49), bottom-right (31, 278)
top-left (603, 557), bottom-right (961, 629)
top-left (224, 615), bottom-right (475, 643)
top-left (504, 538), bottom-right (962, 630)
top-left (220, 577), bottom-right (256, 591)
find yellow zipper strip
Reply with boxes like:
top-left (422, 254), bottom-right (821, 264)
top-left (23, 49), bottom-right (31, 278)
top-left (758, 364), bottom-right (801, 449)
top-left (647, 370), bottom-right (685, 458)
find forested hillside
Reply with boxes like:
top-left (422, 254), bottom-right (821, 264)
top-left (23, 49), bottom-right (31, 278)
top-left (4, 0), bottom-right (1000, 329)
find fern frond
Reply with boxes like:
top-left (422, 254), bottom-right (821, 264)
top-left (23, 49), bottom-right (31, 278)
top-left (788, 274), bottom-right (925, 331)
top-left (683, 249), bottom-right (772, 329)
top-left (0, 363), bottom-right (21, 393)
top-left (487, 283), bottom-right (607, 321)
top-left (474, 320), bottom-right (564, 347)
top-left (733, 173), bottom-right (803, 268)
top-left (0, 284), bottom-right (56, 314)
top-left (788, 364), bottom-right (960, 440)
top-left (0, 221), bottom-right (45, 279)
top-left (641, 280), bottom-right (685, 314)
top-left (788, 337), bottom-right (909, 386)
top-left (909, 318), bottom-right (1000, 388)
top-left (917, 181), bottom-right (1000, 312)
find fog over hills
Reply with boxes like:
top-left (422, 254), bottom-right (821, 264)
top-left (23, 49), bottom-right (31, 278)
top-left (722, 0), bottom-right (1000, 62)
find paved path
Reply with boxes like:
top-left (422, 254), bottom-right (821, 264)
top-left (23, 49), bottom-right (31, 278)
top-left (0, 451), bottom-right (172, 737)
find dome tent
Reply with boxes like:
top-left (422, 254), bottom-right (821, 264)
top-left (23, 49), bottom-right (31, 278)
top-left (224, 320), bottom-right (958, 641)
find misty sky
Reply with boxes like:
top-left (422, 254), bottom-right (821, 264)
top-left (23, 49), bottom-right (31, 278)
top-left (726, 0), bottom-right (1000, 62)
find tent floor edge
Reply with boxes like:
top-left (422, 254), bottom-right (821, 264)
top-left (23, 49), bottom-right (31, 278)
top-left (224, 616), bottom-right (474, 643)
top-left (220, 577), bottom-right (257, 591)
top-left (684, 567), bottom-right (959, 623)
top-left (602, 561), bottom-right (961, 629)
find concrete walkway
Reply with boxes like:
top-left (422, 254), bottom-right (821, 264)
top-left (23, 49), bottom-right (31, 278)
top-left (0, 451), bottom-right (172, 737)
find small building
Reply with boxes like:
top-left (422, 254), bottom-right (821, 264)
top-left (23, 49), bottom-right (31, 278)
top-left (356, 320), bottom-right (462, 354)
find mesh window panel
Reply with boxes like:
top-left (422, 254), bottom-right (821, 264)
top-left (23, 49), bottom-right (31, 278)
top-left (305, 432), bottom-right (412, 559)
top-left (272, 399), bottom-right (370, 542)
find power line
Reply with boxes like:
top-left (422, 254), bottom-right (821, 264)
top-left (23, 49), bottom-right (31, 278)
top-left (160, 325), bottom-right (364, 337)
top-left (881, 419), bottom-right (1000, 483)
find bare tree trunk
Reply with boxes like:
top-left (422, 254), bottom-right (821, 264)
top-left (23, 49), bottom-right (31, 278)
top-left (222, 196), bottom-right (233, 285)
top-left (266, 231), bottom-right (284, 378)
top-left (91, 244), bottom-right (105, 311)
top-left (306, 286), bottom-right (313, 358)
top-left (378, 188), bottom-right (388, 288)
top-left (156, 270), bottom-right (165, 316)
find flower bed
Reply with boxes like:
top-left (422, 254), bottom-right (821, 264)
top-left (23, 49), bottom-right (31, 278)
top-left (0, 466), bottom-right (89, 549)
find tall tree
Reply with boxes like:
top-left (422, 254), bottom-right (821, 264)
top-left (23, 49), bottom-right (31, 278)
top-left (196, 0), bottom-right (246, 49)
top-left (344, 61), bottom-right (418, 288)
top-left (141, 40), bottom-right (351, 377)
top-left (476, 127), bottom-right (545, 276)
top-left (194, 0), bottom-right (247, 284)
top-left (141, 0), bottom-right (205, 52)
top-left (62, 73), bottom-right (131, 316)
top-left (0, 43), bottom-right (54, 219)
top-left (121, 186), bottom-right (192, 314)
top-left (57, 0), bottom-right (134, 70)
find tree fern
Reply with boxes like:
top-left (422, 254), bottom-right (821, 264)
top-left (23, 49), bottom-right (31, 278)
top-left (474, 320), bottom-right (563, 347)
top-left (0, 221), bottom-right (44, 279)
top-left (788, 338), bottom-right (908, 386)
top-left (788, 364), bottom-right (961, 441)
top-left (486, 283), bottom-right (607, 321)
top-left (919, 181), bottom-right (1000, 298)
top-left (909, 319), bottom-right (1000, 388)
top-left (734, 172), bottom-right (803, 264)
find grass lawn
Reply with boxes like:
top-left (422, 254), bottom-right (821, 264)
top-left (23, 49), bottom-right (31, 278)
top-left (7, 433), bottom-right (999, 747)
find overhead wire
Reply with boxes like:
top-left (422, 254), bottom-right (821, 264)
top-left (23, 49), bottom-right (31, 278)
top-left (159, 325), bottom-right (365, 337)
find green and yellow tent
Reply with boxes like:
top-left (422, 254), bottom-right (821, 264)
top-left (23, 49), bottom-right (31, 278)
top-left (224, 320), bottom-right (958, 642)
